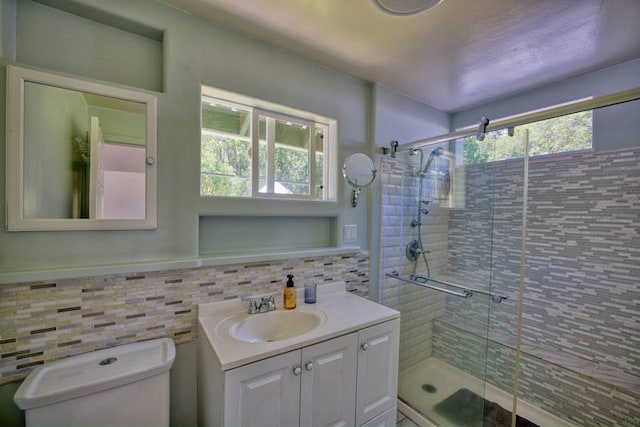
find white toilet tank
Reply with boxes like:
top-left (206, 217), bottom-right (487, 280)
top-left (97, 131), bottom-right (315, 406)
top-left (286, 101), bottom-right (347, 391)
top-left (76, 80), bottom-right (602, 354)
top-left (14, 338), bottom-right (176, 427)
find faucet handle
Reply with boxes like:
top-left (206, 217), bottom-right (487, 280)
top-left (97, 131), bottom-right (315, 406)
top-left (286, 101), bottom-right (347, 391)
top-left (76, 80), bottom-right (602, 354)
top-left (242, 292), bottom-right (278, 314)
top-left (260, 294), bottom-right (277, 312)
top-left (240, 296), bottom-right (260, 314)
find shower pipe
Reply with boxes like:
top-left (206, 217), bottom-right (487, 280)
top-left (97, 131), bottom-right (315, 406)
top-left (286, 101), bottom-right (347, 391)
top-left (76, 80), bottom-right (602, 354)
top-left (385, 87), bottom-right (640, 155)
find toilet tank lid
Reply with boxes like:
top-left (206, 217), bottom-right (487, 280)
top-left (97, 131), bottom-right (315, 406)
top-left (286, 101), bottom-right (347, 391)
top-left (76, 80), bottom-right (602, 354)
top-left (14, 338), bottom-right (176, 410)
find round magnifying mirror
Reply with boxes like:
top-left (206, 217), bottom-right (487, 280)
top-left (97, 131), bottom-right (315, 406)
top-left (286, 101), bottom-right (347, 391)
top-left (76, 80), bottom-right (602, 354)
top-left (343, 153), bottom-right (376, 188)
top-left (343, 153), bottom-right (376, 207)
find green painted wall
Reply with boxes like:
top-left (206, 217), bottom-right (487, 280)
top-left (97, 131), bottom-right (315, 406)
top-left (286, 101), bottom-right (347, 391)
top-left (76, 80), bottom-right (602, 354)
top-left (2, 0), bottom-right (637, 277)
top-left (0, 0), bottom-right (370, 274)
top-left (16, 0), bottom-right (163, 91)
top-left (23, 82), bottom-right (88, 218)
top-left (87, 106), bottom-right (145, 146)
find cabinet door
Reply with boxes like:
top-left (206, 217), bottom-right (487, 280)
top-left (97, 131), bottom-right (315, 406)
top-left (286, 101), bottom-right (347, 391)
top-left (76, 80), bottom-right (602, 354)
top-left (355, 319), bottom-right (400, 426)
top-left (224, 350), bottom-right (301, 427)
top-left (300, 332), bottom-right (358, 427)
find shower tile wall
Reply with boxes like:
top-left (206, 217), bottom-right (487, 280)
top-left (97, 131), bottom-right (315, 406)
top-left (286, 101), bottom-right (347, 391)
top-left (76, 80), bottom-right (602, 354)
top-left (0, 252), bottom-right (369, 384)
top-left (435, 146), bottom-right (640, 426)
top-left (443, 157), bottom-right (525, 341)
top-left (433, 322), bottom-right (640, 426)
top-left (379, 154), bottom-right (447, 372)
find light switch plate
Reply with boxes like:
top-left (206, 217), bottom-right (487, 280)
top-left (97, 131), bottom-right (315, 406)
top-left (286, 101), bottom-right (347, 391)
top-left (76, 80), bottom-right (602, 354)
top-left (343, 224), bottom-right (357, 244)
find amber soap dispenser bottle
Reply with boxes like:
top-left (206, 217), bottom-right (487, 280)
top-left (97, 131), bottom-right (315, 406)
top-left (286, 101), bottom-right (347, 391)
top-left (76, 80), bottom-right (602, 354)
top-left (283, 274), bottom-right (297, 310)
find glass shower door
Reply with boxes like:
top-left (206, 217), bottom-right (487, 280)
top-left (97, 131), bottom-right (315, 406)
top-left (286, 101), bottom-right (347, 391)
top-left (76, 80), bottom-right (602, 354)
top-left (513, 101), bottom-right (640, 426)
top-left (379, 130), bottom-right (528, 427)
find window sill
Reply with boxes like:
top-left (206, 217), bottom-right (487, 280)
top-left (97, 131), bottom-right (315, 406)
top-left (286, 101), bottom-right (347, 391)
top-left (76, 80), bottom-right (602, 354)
top-left (198, 246), bottom-right (361, 267)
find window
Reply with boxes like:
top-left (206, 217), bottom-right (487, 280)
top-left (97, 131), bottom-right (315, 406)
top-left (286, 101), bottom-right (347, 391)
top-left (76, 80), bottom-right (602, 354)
top-left (200, 87), bottom-right (335, 201)
top-left (462, 110), bottom-right (592, 165)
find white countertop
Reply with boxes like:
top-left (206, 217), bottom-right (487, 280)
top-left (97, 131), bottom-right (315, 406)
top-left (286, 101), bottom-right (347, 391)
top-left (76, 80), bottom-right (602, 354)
top-left (198, 282), bottom-right (400, 370)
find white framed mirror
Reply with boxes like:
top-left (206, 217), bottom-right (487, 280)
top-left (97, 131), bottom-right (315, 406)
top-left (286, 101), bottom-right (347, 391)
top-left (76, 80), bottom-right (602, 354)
top-left (5, 65), bottom-right (157, 231)
top-left (342, 152), bottom-right (376, 207)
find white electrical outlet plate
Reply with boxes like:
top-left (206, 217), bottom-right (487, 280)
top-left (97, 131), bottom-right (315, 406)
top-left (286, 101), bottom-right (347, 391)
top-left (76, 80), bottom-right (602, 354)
top-left (343, 224), bottom-right (357, 244)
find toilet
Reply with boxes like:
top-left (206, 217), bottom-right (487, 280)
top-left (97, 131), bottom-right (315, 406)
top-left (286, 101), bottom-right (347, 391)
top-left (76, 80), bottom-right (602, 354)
top-left (14, 338), bottom-right (176, 427)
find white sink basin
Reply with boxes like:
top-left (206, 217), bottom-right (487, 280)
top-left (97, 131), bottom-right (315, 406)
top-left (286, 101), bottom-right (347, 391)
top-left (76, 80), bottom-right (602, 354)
top-left (228, 310), bottom-right (325, 343)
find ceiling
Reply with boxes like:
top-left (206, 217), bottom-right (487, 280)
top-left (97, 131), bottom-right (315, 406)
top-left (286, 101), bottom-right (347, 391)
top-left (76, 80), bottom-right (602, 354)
top-left (160, 0), bottom-right (640, 112)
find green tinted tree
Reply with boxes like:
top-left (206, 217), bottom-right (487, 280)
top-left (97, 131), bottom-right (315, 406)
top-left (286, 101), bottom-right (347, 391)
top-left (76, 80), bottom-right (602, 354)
top-left (463, 111), bottom-right (592, 165)
top-left (200, 134), bottom-right (250, 196)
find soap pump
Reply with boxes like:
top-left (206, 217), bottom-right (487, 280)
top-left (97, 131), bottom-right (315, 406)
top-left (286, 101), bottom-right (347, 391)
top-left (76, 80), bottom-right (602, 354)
top-left (283, 274), bottom-right (297, 310)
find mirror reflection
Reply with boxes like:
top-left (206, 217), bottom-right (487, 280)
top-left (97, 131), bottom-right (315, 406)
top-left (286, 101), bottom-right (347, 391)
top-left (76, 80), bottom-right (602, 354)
top-left (6, 65), bottom-right (157, 231)
top-left (23, 82), bottom-right (147, 220)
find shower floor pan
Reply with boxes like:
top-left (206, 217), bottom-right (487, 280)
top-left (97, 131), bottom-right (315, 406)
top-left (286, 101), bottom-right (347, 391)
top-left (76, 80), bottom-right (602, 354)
top-left (398, 357), bottom-right (575, 427)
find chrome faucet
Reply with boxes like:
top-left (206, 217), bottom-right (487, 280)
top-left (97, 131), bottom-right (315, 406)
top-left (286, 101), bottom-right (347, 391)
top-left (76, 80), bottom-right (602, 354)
top-left (241, 293), bottom-right (278, 314)
top-left (260, 295), bottom-right (277, 312)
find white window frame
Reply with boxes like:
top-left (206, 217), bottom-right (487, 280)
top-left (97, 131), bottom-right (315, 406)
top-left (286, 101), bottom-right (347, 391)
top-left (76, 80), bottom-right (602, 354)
top-left (201, 85), bottom-right (336, 202)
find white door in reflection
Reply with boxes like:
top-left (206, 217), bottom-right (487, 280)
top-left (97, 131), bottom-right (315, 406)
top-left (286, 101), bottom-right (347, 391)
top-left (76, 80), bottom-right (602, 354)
top-left (90, 117), bottom-right (146, 220)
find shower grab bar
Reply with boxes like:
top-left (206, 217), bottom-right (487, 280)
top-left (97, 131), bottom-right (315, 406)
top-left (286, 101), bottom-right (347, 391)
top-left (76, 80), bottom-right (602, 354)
top-left (385, 272), bottom-right (472, 298)
top-left (409, 274), bottom-right (507, 303)
top-left (385, 272), bottom-right (508, 303)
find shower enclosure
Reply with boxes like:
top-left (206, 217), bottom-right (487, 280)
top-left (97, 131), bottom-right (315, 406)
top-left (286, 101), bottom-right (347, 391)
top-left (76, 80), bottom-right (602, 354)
top-left (378, 92), bottom-right (640, 427)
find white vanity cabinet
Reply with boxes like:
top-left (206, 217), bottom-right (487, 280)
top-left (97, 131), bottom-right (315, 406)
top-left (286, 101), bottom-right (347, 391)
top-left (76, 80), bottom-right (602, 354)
top-left (200, 319), bottom-right (400, 427)
top-left (300, 333), bottom-right (358, 426)
top-left (223, 348), bottom-right (302, 426)
top-left (360, 407), bottom-right (398, 427)
top-left (356, 320), bottom-right (400, 426)
top-left (224, 332), bottom-right (357, 427)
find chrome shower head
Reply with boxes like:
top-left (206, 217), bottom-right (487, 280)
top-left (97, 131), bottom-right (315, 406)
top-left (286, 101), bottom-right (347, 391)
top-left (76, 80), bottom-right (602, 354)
top-left (422, 147), bottom-right (445, 173)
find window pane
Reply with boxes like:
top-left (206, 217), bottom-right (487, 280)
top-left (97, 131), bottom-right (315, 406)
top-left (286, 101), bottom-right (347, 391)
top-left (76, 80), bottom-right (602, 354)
top-left (200, 88), bottom-right (335, 201)
top-left (275, 119), bottom-right (310, 195)
top-left (258, 117), bottom-right (267, 193)
top-left (200, 101), bottom-right (251, 197)
top-left (201, 101), bottom-right (250, 137)
top-left (527, 110), bottom-right (592, 156)
top-left (314, 127), bottom-right (325, 199)
top-left (258, 116), bottom-right (312, 196)
top-left (201, 134), bottom-right (250, 196)
top-left (463, 110), bottom-right (592, 165)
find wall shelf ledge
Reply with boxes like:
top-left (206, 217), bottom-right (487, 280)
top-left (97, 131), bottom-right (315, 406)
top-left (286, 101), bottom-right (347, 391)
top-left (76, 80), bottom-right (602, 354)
top-left (0, 247), bottom-right (362, 285)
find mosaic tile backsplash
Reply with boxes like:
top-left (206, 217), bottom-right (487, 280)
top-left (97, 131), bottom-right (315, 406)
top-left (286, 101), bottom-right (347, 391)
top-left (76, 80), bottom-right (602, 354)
top-left (379, 146), bottom-right (640, 426)
top-left (0, 252), bottom-right (369, 384)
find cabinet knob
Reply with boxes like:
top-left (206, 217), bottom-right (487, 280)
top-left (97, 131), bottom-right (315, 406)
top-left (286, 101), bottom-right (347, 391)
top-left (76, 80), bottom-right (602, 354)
top-left (305, 361), bottom-right (314, 371)
top-left (293, 365), bottom-right (302, 376)
top-left (360, 342), bottom-right (369, 351)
